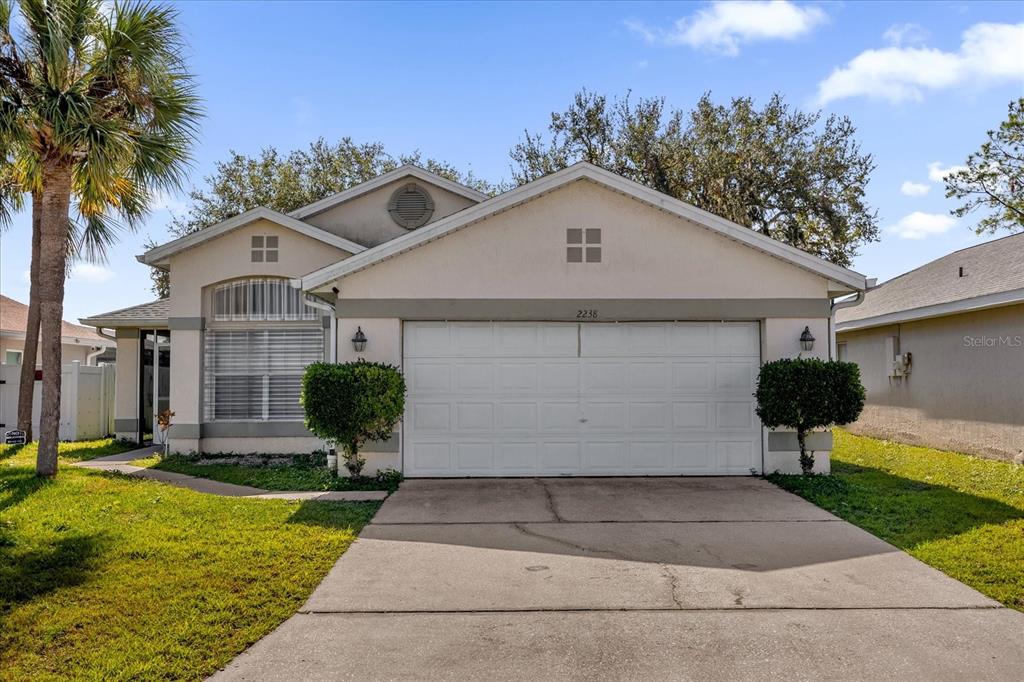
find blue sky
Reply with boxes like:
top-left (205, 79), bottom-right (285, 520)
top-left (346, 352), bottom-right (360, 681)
top-left (1, 0), bottom-right (1022, 322)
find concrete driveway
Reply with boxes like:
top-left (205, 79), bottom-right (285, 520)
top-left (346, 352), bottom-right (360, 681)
top-left (215, 477), bottom-right (1024, 681)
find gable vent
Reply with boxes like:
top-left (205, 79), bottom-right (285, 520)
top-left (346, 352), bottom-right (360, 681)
top-left (388, 183), bottom-right (435, 229)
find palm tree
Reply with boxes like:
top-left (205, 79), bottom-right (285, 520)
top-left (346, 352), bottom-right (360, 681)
top-left (0, 0), bottom-right (200, 476)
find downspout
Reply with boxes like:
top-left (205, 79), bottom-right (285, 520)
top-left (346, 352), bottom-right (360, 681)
top-left (88, 328), bottom-right (116, 365)
top-left (829, 278), bottom-right (876, 359)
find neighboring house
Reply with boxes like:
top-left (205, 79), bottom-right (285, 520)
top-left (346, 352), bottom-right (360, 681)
top-left (835, 232), bottom-right (1024, 461)
top-left (1, 294), bottom-right (115, 366)
top-left (82, 163), bottom-right (866, 475)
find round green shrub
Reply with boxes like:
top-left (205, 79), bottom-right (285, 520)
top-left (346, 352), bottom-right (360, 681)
top-left (301, 361), bottom-right (406, 476)
top-left (755, 358), bottom-right (865, 475)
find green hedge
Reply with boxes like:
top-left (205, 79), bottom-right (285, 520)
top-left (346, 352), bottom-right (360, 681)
top-left (301, 361), bottom-right (406, 476)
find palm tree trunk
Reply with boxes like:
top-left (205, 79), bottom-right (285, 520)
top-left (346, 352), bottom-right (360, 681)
top-left (16, 191), bottom-right (42, 441)
top-left (36, 160), bottom-right (74, 478)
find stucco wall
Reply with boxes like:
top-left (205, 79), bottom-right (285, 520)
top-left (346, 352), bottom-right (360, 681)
top-left (113, 333), bottom-right (139, 440)
top-left (163, 219), bottom-right (352, 454)
top-left (305, 177), bottom-right (477, 248)
top-left (0, 337), bottom-right (102, 365)
top-left (168, 218), bottom-right (352, 316)
top-left (338, 180), bottom-right (828, 301)
top-left (838, 303), bottom-right (1024, 460)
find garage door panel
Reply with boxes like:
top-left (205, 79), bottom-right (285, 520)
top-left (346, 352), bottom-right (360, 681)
top-left (409, 363), bottom-right (451, 392)
top-left (455, 402), bottom-right (494, 430)
top-left (674, 441), bottom-right (713, 472)
top-left (408, 442), bottom-right (452, 472)
top-left (541, 401), bottom-right (581, 430)
top-left (582, 401), bottom-right (627, 429)
top-left (716, 402), bottom-right (755, 429)
top-left (455, 442), bottom-right (494, 471)
top-left (630, 441), bottom-right (672, 469)
top-left (628, 361), bottom-right (669, 390)
top-left (497, 442), bottom-right (539, 471)
top-left (540, 361), bottom-right (580, 390)
top-left (582, 441), bottom-right (628, 471)
top-left (629, 402), bottom-right (670, 430)
top-left (404, 322), bottom-right (761, 476)
top-left (714, 322), bottom-right (760, 355)
top-left (542, 442), bottom-right (581, 471)
top-left (497, 403), bottom-right (538, 430)
top-left (581, 361), bottom-right (626, 391)
top-left (673, 401), bottom-right (710, 429)
top-left (672, 362), bottom-right (713, 390)
top-left (714, 360), bottom-right (757, 390)
top-left (411, 403), bottom-right (451, 430)
top-left (454, 363), bottom-right (494, 391)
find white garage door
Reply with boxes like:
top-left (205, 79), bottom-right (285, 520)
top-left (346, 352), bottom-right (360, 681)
top-left (403, 321), bottom-right (762, 476)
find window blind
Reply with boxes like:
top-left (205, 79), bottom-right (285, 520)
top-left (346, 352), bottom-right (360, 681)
top-left (212, 278), bottom-right (320, 322)
top-left (204, 328), bottom-right (323, 421)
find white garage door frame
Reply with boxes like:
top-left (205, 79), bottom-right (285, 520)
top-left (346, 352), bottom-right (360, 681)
top-left (401, 321), bottom-right (764, 477)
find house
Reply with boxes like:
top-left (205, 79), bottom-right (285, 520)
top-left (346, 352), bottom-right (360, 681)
top-left (1, 294), bottom-right (115, 366)
top-left (82, 163), bottom-right (867, 475)
top-left (835, 232), bottom-right (1024, 461)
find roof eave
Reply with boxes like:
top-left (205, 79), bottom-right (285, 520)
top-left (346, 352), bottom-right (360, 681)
top-left (139, 207), bottom-right (367, 265)
top-left (836, 286), bottom-right (1024, 332)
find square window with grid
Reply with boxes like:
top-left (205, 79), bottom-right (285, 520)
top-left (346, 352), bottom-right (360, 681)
top-left (251, 235), bottom-right (279, 263)
top-left (567, 228), bottom-right (601, 263)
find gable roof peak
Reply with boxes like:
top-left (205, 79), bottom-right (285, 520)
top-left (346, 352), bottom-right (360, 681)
top-left (289, 164), bottom-right (489, 220)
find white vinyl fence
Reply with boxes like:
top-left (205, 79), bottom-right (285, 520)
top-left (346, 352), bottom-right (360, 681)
top-left (0, 362), bottom-right (116, 442)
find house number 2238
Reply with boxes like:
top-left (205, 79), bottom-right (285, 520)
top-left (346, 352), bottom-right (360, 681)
top-left (576, 309), bottom-right (599, 319)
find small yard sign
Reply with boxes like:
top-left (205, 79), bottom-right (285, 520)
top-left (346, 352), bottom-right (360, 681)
top-left (4, 429), bottom-right (27, 445)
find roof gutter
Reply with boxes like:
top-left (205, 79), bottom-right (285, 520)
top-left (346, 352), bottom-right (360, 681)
top-left (829, 278), bottom-right (877, 359)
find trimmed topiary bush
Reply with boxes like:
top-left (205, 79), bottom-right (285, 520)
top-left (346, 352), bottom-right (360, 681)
top-left (301, 361), bottom-right (406, 477)
top-left (755, 358), bottom-right (865, 475)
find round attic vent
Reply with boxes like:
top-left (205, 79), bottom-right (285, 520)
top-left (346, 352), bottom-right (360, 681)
top-left (388, 183), bottom-right (435, 229)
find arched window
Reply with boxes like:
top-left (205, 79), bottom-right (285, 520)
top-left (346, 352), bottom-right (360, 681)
top-left (211, 278), bottom-right (320, 322)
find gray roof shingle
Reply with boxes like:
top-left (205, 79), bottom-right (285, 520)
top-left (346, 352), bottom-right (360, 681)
top-left (836, 232), bottom-right (1024, 327)
top-left (80, 299), bottom-right (170, 327)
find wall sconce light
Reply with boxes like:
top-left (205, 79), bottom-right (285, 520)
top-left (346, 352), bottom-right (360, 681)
top-left (799, 326), bottom-right (815, 352)
top-left (351, 326), bottom-right (367, 353)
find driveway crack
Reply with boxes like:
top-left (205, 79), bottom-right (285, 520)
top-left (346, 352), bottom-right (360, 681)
top-left (660, 564), bottom-right (684, 609)
top-left (534, 479), bottom-right (564, 522)
top-left (511, 523), bottom-right (625, 560)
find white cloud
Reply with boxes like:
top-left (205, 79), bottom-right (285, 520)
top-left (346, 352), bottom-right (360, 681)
top-left (927, 161), bottom-right (967, 182)
top-left (888, 212), bottom-right (956, 240)
top-left (151, 189), bottom-right (187, 214)
top-left (817, 22), bottom-right (1024, 104)
top-left (900, 181), bottom-right (930, 196)
top-left (626, 1), bottom-right (827, 57)
top-left (883, 23), bottom-right (928, 47)
top-left (70, 263), bottom-right (115, 283)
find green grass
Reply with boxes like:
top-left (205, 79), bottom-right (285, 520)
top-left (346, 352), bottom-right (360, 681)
top-left (769, 430), bottom-right (1024, 610)
top-left (0, 439), bottom-right (378, 681)
top-left (135, 454), bottom-right (400, 492)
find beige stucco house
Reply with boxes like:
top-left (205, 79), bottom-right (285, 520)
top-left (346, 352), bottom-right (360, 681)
top-left (1, 294), bottom-right (115, 366)
top-left (83, 163), bottom-right (867, 475)
top-left (836, 232), bottom-right (1023, 461)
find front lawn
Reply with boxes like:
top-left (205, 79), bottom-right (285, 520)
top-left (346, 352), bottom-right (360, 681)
top-left (770, 430), bottom-right (1024, 610)
top-left (134, 452), bottom-right (401, 492)
top-left (0, 439), bottom-right (377, 680)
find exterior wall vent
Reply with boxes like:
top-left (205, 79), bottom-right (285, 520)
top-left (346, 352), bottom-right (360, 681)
top-left (388, 183), bottom-right (435, 229)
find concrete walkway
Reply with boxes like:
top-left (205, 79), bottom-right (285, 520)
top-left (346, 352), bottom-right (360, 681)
top-left (214, 477), bottom-right (1024, 681)
top-left (73, 446), bottom-right (388, 501)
